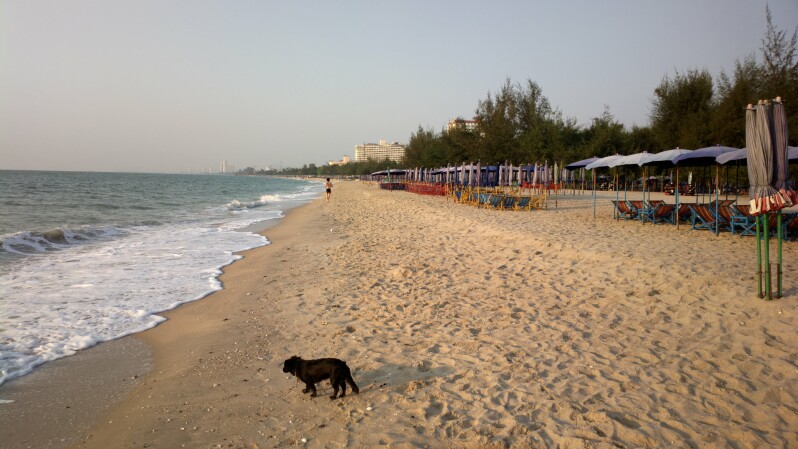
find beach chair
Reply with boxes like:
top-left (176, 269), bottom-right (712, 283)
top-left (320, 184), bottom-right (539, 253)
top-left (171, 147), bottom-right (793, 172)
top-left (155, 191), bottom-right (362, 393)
top-left (501, 195), bottom-right (516, 210)
top-left (514, 196), bottom-right (532, 211)
top-left (641, 200), bottom-right (665, 222)
top-left (716, 205), bottom-right (735, 226)
top-left (650, 203), bottom-right (676, 224)
top-left (611, 200), bottom-right (638, 220)
top-left (474, 192), bottom-right (491, 208)
top-left (730, 205), bottom-right (756, 236)
top-left (488, 194), bottom-right (504, 210)
top-left (627, 201), bottom-right (645, 221)
top-left (530, 194), bottom-right (546, 209)
top-left (689, 204), bottom-right (729, 232)
top-left (676, 203), bottom-right (693, 222)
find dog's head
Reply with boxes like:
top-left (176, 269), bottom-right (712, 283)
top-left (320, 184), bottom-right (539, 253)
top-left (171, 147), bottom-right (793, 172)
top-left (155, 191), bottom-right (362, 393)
top-left (282, 356), bottom-right (302, 375)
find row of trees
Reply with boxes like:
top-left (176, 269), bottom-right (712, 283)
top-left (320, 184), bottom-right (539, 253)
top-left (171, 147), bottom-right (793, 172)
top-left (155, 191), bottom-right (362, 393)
top-left (404, 7), bottom-right (797, 168)
top-left (243, 8), bottom-right (795, 178)
top-left (238, 159), bottom-right (402, 178)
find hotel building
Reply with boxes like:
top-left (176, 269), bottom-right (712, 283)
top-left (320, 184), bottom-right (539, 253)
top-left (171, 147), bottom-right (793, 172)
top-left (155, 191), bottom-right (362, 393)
top-left (354, 140), bottom-right (406, 163)
top-left (447, 118), bottom-right (479, 133)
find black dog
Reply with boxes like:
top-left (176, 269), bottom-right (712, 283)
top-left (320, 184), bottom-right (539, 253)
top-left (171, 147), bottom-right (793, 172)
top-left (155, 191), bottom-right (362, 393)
top-left (282, 356), bottom-right (359, 399)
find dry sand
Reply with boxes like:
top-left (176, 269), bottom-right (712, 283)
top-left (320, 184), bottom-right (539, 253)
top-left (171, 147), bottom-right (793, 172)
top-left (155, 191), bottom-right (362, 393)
top-left (3, 180), bottom-right (798, 449)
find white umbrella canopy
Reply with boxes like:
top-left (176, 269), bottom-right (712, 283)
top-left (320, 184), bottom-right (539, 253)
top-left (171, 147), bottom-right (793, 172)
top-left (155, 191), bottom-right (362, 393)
top-left (585, 154), bottom-right (623, 170)
top-left (716, 148), bottom-right (748, 165)
top-left (565, 156), bottom-right (599, 170)
top-left (639, 148), bottom-right (693, 166)
top-left (608, 152), bottom-right (649, 168)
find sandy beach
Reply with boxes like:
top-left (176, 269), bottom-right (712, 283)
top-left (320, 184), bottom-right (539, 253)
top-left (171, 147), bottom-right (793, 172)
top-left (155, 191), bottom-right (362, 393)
top-left (2, 180), bottom-right (797, 449)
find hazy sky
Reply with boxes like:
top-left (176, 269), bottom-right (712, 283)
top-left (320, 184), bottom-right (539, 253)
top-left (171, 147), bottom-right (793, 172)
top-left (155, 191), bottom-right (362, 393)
top-left (2, 1), bottom-right (796, 173)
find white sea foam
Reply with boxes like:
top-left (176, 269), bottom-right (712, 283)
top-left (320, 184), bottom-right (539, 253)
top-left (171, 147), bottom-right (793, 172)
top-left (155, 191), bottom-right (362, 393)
top-left (0, 177), bottom-right (322, 386)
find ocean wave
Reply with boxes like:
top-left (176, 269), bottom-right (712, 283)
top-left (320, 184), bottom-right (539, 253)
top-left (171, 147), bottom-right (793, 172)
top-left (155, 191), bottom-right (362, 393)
top-left (0, 226), bottom-right (127, 256)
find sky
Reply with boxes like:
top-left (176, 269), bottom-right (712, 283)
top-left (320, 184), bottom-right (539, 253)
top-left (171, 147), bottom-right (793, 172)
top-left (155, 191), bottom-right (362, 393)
top-left (1, 1), bottom-right (797, 173)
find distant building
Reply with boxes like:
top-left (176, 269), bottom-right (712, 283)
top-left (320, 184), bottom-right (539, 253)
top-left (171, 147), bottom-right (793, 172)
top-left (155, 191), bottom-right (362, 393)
top-left (328, 155), bottom-right (351, 166)
top-left (447, 118), bottom-right (479, 133)
top-left (220, 160), bottom-right (228, 173)
top-left (354, 140), bottom-right (406, 163)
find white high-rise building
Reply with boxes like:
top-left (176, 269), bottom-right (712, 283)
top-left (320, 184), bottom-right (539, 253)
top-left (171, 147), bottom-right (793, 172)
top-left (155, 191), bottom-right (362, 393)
top-left (221, 160), bottom-right (228, 173)
top-left (354, 140), bottom-right (405, 163)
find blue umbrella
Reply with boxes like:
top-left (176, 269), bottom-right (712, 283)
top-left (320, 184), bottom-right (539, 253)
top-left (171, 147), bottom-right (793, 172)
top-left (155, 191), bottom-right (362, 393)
top-left (565, 156), bottom-right (599, 170)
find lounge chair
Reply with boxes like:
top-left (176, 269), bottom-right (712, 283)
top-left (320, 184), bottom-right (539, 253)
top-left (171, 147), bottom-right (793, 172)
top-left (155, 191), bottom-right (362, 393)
top-left (641, 200), bottom-right (665, 222)
top-left (530, 194), bottom-right (546, 209)
top-left (611, 200), bottom-right (638, 220)
top-left (688, 204), bottom-right (729, 232)
top-left (650, 203), bottom-right (676, 224)
top-left (730, 205), bottom-right (756, 236)
top-left (488, 194), bottom-right (504, 209)
top-left (628, 201), bottom-right (645, 221)
top-left (676, 203), bottom-right (693, 222)
top-left (514, 196), bottom-right (532, 211)
top-left (501, 196), bottom-right (517, 210)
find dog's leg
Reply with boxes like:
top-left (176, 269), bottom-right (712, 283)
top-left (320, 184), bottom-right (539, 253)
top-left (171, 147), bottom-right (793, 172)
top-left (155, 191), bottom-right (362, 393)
top-left (305, 381), bottom-right (317, 397)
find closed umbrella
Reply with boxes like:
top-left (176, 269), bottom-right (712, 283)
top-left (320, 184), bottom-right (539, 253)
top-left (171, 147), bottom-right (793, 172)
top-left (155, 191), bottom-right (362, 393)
top-left (746, 102), bottom-right (779, 299)
top-left (772, 99), bottom-right (794, 298)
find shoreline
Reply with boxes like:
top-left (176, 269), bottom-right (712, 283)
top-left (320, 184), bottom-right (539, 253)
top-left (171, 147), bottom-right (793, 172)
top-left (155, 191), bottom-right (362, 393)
top-left (2, 181), bottom-right (797, 448)
top-left (0, 197), bottom-right (318, 449)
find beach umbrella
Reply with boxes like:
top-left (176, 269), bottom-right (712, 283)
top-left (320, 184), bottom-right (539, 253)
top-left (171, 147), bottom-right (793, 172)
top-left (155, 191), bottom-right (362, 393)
top-left (746, 102), bottom-right (779, 299)
top-left (747, 105), bottom-right (779, 213)
top-left (544, 162), bottom-right (550, 186)
top-left (638, 148), bottom-right (693, 167)
top-left (772, 99), bottom-right (794, 298)
top-left (553, 161), bottom-right (560, 185)
top-left (565, 156), bottom-right (599, 170)
top-left (607, 152), bottom-right (649, 219)
top-left (773, 101), bottom-right (795, 200)
top-left (674, 145), bottom-right (739, 231)
top-left (585, 154), bottom-right (623, 219)
top-left (607, 151), bottom-right (649, 168)
top-left (584, 154), bottom-right (622, 170)
top-left (639, 149), bottom-right (693, 222)
top-left (716, 148), bottom-right (748, 165)
top-left (532, 162), bottom-right (539, 186)
top-left (672, 145), bottom-right (738, 166)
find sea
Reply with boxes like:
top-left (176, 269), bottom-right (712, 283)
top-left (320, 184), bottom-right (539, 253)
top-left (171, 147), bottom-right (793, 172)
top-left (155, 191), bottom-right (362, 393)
top-left (0, 170), bottom-right (321, 387)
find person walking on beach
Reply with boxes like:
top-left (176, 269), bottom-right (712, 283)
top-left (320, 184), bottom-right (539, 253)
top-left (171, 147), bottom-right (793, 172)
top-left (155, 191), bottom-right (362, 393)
top-left (325, 178), bottom-right (333, 201)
